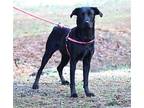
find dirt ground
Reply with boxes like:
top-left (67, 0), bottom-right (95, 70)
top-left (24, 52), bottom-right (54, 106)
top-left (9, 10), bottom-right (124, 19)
top-left (13, 1), bottom-right (131, 107)
top-left (13, 28), bottom-right (131, 108)
top-left (13, 28), bottom-right (131, 73)
top-left (13, 67), bottom-right (131, 108)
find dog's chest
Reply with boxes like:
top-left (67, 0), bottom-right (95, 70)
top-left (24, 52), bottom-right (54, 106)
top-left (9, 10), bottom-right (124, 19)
top-left (73, 44), bottom-right (94, 60)
top-left (81, 46), bottom-right (92, 59)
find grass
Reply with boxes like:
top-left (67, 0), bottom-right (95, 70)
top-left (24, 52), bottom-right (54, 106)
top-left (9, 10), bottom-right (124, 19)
top-left (13, 1), bottom-right (131, 107)
top-left (77, 81), bottom-right (83, 94)
top-left (14, 67), bottom-right (131, 108)
top-left (96, 64), bottom-right (130, 73)
top-left (13, 0), bottom-right (130, 37)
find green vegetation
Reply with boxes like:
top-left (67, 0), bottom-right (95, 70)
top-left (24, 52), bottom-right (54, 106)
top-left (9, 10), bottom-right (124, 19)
top-left (13, 0), bottom-right (130, 37)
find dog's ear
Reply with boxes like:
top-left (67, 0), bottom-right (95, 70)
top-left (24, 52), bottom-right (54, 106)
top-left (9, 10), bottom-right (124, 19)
top-left (70, 8), bottom-right (80, 18)
top-left (91, 7), bottom-right (103, 17)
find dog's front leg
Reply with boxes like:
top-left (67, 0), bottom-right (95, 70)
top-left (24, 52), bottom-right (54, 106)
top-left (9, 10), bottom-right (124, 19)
top-left (70, 59), bottom-right (78, 97)
top-left (83, 57), bottom-right (95, 97)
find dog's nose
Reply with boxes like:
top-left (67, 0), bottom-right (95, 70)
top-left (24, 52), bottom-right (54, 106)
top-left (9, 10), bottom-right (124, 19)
top-left (85, 21), bottom-right (89, 23)
top-left (84, 20), bottom-right (90, 26)
top-left (84, 20), bottom-right (90, 25)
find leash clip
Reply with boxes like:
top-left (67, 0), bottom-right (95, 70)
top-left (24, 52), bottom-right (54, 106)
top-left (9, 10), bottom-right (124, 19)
top-left (58, 22), bottom-right (64, 28)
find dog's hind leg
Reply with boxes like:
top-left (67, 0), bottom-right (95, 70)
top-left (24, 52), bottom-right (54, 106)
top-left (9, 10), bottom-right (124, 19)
top-left (57, 53), bottom-right (70, 85)
top-left (32, 44), bottom-right (58, 89)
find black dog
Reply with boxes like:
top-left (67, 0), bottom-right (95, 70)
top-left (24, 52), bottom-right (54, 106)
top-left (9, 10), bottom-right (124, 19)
top-left (32, 7), bottom-right (103, 97)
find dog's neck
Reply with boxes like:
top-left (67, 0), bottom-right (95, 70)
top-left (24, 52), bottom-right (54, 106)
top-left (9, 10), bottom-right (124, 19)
top-left (75, 26), bottom-right (95, 41)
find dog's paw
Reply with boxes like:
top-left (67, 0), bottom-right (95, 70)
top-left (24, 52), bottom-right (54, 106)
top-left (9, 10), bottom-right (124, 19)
top-left (71, 93), bottom-right (78, 98)
top-left (86, 92), bottom-right (95, 97)
top-left (61, 80), bottom-right (69, 85)
top-left (32, 84), bottom-right (39, 89)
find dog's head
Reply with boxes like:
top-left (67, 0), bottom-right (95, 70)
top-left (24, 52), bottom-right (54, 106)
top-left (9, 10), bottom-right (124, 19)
top-left (70, 7), bottom-right (103, 29)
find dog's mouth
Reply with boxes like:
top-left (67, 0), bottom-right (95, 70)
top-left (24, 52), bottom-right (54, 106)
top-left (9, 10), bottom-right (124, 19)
top-left (82, 25), bottom-right (93, 30)
top-left (80, 22), bottom-right (93, 29)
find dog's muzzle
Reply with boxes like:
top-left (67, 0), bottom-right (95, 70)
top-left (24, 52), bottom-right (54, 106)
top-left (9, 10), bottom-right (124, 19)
top-left (83, 20), bottom-right (92, 29)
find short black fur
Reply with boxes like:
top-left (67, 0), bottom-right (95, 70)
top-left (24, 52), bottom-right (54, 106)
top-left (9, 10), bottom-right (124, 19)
top-left (32, 7), bottom-right (103, 97)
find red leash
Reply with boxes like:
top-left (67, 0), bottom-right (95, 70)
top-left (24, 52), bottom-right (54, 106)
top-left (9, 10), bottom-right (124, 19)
top-left (13, 6), bottom-right (67, 27)
top-left (14, 6), bottom-right (95, 57)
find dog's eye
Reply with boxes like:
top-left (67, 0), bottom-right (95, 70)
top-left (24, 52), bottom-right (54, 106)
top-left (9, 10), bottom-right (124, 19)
top-left (88, 12), bottom-right (91, 16)
top-left (82, 13), bottom-right (85, 16)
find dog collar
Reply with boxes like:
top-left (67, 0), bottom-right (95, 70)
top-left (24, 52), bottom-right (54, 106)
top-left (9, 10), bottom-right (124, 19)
top-left (66, 30), bottom-right (95, 45)
top-left (67, 37), bottom-right (94, 44)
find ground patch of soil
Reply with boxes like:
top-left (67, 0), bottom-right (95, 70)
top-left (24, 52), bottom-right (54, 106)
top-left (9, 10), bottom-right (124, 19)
top-left (13, 67), bottom-right (131, 108)
top-left (13, 28), bottom-right (131, 108)
top-left (13, 29), bottom-right (131, 76)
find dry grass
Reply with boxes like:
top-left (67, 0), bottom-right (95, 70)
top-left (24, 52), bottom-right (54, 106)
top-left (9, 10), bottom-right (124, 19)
top-left (14, 67), bottom-right (131, 108)
top-left (13, 0), bottom-right (131, 107)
